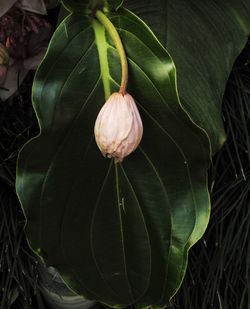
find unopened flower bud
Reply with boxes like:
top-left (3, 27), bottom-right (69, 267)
top-left (94, 92), bottom-right (143, 162)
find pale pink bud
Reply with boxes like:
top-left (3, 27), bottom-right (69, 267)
top-left (94, 92), bottom-right (143, 162)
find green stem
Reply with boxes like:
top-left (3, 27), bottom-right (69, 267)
top-left (95, 10), bottom-right (128, 95)
top-left (92, 19), bottom-right (111, 100)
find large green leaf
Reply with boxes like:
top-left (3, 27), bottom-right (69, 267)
top-left (16, 6), bottom-right (211, 307)
top-left (125, 0), bottom-right (250, 153)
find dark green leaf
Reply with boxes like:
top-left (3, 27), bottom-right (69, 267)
top-left (17, 6), bottom-right (212, 308)
top-left (124, 0), bottom-right (250, 152)
top-left (107, 0), bottom-right (123, 10)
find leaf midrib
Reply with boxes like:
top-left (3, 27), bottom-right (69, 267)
top-left (92, 16), bottom-right (135, 301)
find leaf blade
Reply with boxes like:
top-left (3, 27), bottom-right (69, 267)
top-left (17, 8), bottom-right (212, 307)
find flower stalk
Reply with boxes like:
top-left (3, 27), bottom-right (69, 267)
top-left (93, 10), bottom-right (143, 162)
top-left (95, 10), bottom-right (128, 95)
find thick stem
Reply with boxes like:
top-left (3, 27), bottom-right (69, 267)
top-left (92, 19), bottom-right (111, 100)
top-left (95, 10), bottom-right (128, 95)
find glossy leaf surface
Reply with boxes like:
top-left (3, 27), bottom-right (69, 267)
top-left (125, 0), bottom-right (250, 152)
top-left (16, 2), bottom-right (250, 308)
top-left (17, 8), bottom-right (210, 307)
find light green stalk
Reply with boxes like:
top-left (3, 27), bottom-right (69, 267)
top-left (95, 10), bottom-right (128, 95)
top-left (92, 19), bottom-right (111, 100)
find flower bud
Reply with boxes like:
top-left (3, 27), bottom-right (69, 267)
top-left (94, 92), bottom-right (143, 162)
